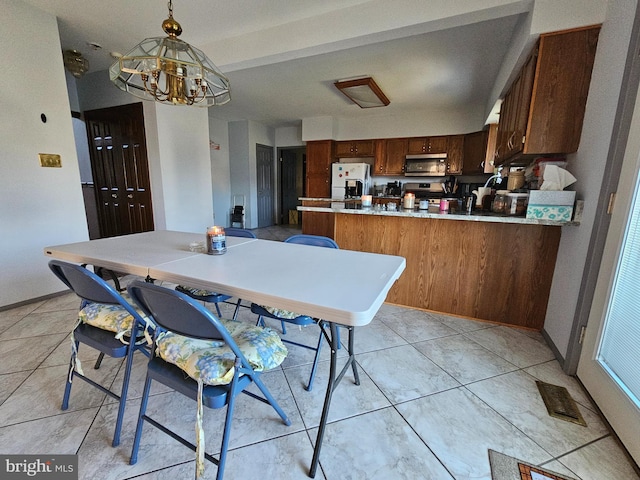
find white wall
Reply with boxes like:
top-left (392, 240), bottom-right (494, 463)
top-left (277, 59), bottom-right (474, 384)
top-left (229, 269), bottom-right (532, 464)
top-left (154, 105), bottom-right (214, 231)
top-left (302, 105), bottom-right (487, 141)
top-left (76, 70), bottom-right (135, 111)
top-left (209, 117), bottom-right (232, 226)
top-left (530, 0), bottom-right (607, 35)
top-left (275, 125), bottom-right (304, 147)
top-left (228, 120), bottom-right (277, 229)
top-left (543, 0), bottom-right (638, 358)
top-left (248, 121), bottom-right (276, 227)
top-left (229, 121), bottom-right (251, 226)
top-left (0, 0), bottom-right (88, 307)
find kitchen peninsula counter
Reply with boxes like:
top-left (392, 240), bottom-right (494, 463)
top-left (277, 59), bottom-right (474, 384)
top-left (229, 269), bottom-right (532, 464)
top-left (298, 198), bottom-right (570, 330)
top-left (298, 203), bottom-right (576, 227)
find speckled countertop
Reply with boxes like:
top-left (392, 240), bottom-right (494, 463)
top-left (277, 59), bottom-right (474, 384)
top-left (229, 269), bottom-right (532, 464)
top-left (297, 198), bottom-right (577, 227)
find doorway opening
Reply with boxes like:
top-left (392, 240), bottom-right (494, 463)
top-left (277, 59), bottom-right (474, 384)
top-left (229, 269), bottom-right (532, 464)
top-left (278, 147), bottom-right (306, 225)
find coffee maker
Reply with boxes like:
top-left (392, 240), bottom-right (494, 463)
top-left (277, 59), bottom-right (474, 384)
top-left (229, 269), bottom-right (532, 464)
top-left (345, 179), bottom-right (364, 198)
top-left (386, 181), bottom-right (402, 197)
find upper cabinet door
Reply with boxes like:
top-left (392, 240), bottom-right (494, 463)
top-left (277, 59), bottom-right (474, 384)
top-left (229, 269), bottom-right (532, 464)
top-left (306, 140), bottom-right (334, 174)
top-left (446, 135), bottom-right (464, 175)
top-left (524, 26), bottom-right (600, 155)
top-left (462, 131), bottom-right (487, 175)
top-left (375, 138), bottom-right (407, 175)
top-left (427, 136), bottom-right (448, 154)
top-left (463, 125), bottom-right (498, 175)
top-left (407, 136), bottom-right (448, 154)
top-left (334, 140), bottom-right (375, 157)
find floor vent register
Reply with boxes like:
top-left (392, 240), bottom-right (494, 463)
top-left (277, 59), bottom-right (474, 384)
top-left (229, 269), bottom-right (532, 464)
top-left (535, 381), bottom-right (587, 427)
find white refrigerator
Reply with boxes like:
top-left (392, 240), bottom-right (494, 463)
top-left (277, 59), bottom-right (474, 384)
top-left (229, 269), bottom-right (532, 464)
top-left (331, 162), bottom-right (371, 199)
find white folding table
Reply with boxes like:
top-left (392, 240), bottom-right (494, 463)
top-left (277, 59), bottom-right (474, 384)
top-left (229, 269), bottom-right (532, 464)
top-left (44, 230), bottom-right (406, 477)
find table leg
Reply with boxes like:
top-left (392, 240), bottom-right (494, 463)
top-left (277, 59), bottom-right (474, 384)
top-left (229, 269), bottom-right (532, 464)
top-left (308, 323), bottom-right (359, 478)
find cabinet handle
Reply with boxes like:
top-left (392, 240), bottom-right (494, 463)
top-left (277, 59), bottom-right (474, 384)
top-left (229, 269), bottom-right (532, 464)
top-left (127, 194), bottom-right (133, 199)
top-left (111, 193), bottom-right (117, 198)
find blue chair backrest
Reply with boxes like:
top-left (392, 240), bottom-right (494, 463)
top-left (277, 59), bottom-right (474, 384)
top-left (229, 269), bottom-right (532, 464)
top-left (225, 227), bottom-right (257, 238)
top-left (284, 234), bottom-right (339, 249)
top-left (128, 280), bottom-right (228, 340)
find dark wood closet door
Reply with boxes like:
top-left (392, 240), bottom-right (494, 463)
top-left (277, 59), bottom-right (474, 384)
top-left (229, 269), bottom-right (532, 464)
top-left (85, 103), bottom-right (154, 238)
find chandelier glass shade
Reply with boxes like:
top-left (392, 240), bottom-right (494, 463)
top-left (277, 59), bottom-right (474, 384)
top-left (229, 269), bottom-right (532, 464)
top-left (109, 1), bottom-right (230, 107)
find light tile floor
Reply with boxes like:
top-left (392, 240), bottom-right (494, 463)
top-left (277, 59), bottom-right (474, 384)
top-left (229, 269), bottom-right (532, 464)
top-left (1, 225), bottom-right (639, 480)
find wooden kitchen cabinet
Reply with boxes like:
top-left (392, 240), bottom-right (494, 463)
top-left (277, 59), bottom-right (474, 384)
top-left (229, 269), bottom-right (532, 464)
top-left (305, 173), bottom-right (330, 197)
top-left (495, 25), bottom-right (600, 164)
top-left (374, 138), bottom-right (407, 175)
top-left (463, 124), bottom-right (498, 174)
top-left (445, 135), bottom-right (464, 174)
top-left (334, 140), bottom-right (375, 157)
top-left (305, 140), bottom-right (333, 197)
top-left (495, 52), bottom-right (536, 162)
top-left (407, 136), bottom-right (448, 154)
top-left (301, 200), bottom-right (335, 238)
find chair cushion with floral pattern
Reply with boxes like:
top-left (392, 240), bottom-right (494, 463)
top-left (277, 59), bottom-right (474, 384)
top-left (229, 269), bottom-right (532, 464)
top-left (177, 286), bottom-right (218, 298)
top-left (79, 294), bottom-right (150, 340)
top-left (259, 305), bottom-right (305, 320)
top-left (155, 318), bottom-right (287, 386)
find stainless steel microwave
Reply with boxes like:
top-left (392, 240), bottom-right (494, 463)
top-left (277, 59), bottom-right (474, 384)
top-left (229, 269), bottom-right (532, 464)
top-left (404, 154), bottom-right (447, 176)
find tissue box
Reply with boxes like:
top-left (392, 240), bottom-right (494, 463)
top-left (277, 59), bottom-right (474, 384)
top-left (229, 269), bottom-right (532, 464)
top-left (526, 190), bottom-right (576, 222)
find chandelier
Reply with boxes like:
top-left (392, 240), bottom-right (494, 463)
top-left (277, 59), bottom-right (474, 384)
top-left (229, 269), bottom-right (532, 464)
top-left (109, 0), bottom-right (230, 107)
top-left (63, 50), bottom-right (89, 78)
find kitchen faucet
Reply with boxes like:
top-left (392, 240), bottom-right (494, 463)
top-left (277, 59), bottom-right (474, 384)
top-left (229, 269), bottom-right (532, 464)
top-left (483, 167), bottom-right (504, 188)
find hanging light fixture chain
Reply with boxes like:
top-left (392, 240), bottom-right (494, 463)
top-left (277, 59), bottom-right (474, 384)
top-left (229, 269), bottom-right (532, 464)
top-left (167, 0), bottom-right (173, 18)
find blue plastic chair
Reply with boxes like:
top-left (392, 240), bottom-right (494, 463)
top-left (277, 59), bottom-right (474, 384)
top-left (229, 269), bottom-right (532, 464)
top-left (176, 228), bottom-right (257, 319)
top-left (251, 234), bottom-right (339, 391)
top-left (127, 280), bottom-right (290, 480)
top-left (48, 260), bottom-right (151, 447)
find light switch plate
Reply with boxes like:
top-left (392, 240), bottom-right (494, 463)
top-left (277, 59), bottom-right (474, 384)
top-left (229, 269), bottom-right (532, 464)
top-left (39, 153), bottom-right (62, 168)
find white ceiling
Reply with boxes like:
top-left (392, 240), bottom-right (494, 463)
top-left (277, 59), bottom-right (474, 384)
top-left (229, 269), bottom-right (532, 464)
top-left (23, 0), bottom-right (528, 128)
